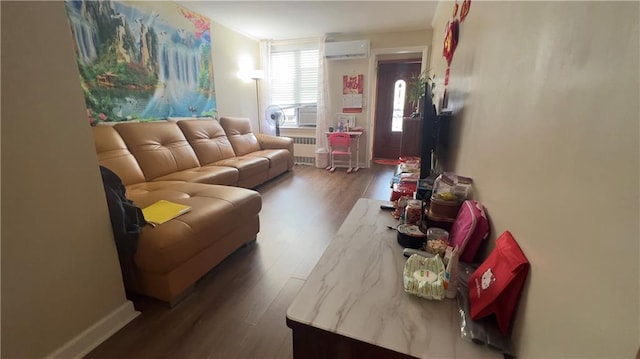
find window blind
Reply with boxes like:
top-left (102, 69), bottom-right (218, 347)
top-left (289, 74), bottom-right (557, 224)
top-left (270, 48), bottom-right (319, 106)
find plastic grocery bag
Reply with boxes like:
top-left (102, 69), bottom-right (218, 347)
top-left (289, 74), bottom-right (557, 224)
top-left (457, 262), bottom-right (514, 355)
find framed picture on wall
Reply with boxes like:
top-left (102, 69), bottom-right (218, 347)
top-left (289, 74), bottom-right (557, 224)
top-left (342, 74), bottom-right (364, 113)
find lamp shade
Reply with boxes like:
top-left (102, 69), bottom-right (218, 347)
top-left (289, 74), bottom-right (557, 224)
top-left (250, 69), bottom-right (264, 80)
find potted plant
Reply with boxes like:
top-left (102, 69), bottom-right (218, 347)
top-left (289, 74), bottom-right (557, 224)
top-left (407, 69), bottom-right (435, 118)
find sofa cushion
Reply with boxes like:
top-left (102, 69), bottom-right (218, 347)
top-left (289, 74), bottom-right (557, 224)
top-left (128, 182), bottom-right (262, 274)
top-left (115, 122), bottom-right (201, 181)
top-left (219, 117), bottom-right (262, 156)
top-left (246, 149), bottom-right (292, 181)
top-left (125, 180), bottom-right (188, 203)
top-left (153, 165), bottom-right (239, 186)
top-left (212, 156), bottom-right (269, 188)
top-left (92, 126), bottom-right (146, 186)
top-left (177, 119), bottom-right (237, 164)
top-left (246, 149), bottom-right (292, 169)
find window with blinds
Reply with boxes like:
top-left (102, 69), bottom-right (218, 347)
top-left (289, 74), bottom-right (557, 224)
top-left (270, 44), bottom-right (319, 127)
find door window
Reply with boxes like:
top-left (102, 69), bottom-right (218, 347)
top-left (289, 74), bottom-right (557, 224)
top-left (391, 79), bottom-right (406, 132)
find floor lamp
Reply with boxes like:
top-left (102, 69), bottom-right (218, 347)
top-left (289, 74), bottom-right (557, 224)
top-left (250, 70), bottom-right (264, 133)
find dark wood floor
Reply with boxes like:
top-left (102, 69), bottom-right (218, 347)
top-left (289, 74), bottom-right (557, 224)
top-left (87, 163), bottom-right (396, 359)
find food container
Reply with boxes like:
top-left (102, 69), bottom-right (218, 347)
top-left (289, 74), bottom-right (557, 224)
top-left (397, 224), bottom-right (427, 249)
top-left (404, 200), bottom-right (423, 225)
top-left (393, 196), bottom-right (411, 221)
top-left (432, 174), bottom-right (456, 200)
top-left (425, 228), bottom-right (450, 258)
top-left (432, 173), bottom-right (473, 202)
top-left (425, 238), bottom-right (448, 257)
top-left (426, 227), bottom-right (449, 242)
top-left (425, 209), bottom-right (456, 232)
top-left (429, 197), bottom-right (462, 218)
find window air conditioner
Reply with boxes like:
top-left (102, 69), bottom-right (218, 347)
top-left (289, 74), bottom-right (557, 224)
top-left (325, 40), bottom-right (370, 60)
top-left (297, 106), bottom-right (317, 127)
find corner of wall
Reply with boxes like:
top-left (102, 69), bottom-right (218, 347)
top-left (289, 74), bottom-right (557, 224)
top-left (45, 302), bottom-right (139, 359)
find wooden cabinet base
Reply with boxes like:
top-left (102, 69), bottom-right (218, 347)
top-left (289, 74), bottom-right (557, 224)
top-left (286, 318), bottom-right (415, 359)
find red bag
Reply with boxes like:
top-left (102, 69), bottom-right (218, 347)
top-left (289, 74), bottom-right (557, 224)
top-left (448, 200), bottom-right (489, 263)
top-left (468, 231), bottom-right (529, 336)
top-left (390, 181), bottom-right (417, 201)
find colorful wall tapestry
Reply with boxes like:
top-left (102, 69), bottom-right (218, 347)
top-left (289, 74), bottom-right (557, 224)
top-left (64, 0), bottom-right (216, 125)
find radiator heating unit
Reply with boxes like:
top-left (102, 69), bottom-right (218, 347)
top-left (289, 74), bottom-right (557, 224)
top-left (290, 134), bottom-right (316, 166)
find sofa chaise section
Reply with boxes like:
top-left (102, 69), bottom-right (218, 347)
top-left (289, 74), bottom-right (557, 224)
top-left (92, 125), bottom-right (261, 304)
top-left (127, 181), bottom-right (260, 303)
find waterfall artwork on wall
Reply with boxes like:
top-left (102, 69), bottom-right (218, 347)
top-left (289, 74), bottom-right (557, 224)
top-left (64, 0), bottom-right (216, 125)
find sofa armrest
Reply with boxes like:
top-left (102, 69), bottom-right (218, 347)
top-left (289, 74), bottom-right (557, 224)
top-left (256, 134), bottom-right (294, 156)
top-left (256, 134), bottom-right (294, 170)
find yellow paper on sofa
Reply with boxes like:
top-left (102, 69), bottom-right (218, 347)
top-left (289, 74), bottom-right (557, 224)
top-left (142, 200), bottom-right (192, 226)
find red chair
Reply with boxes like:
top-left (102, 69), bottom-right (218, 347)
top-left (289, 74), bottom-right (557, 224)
top-left (328, 132), bottom-right (353, 173)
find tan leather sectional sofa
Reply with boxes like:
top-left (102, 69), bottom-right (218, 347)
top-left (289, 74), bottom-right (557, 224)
top-left (92, 117), bottom-right (294, 304)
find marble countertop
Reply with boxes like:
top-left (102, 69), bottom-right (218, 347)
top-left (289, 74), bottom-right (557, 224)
top-left (286, 198), bottom-right (501, 358)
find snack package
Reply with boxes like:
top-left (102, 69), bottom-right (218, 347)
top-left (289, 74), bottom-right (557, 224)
top-left (432, 173), bottom-right (473, 202)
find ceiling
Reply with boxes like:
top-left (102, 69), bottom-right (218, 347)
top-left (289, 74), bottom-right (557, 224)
top-left (180, 1), bottom-right (439, 41)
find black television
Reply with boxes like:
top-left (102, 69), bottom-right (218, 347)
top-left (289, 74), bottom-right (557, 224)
top-left (419, 90), bottom-right (438, 178)
top-left (419, 87), bottom-right (451, 179)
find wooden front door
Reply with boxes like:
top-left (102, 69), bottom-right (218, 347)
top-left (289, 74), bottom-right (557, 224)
top-left (373, 61), bottom-right (421, 159)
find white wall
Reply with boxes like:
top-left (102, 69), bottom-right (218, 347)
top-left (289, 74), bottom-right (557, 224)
top-left (209, 20), bottom-right (261, 131)
top-left (1, 2), bottom-right (131, 357)
top-left (429, 2), bottom-right (639, 357)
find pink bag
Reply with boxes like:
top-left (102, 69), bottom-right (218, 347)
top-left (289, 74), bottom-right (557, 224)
top-left (448, 200), bottom-right (489, 263)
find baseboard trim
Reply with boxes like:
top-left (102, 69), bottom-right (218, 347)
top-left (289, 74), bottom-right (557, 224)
top-left (45, 300), bottom-right (140, 359)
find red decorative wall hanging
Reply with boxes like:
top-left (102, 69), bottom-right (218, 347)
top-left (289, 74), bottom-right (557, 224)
top-left (342, 74), bottom-right (364, 113)
top-left (441, 0), bottom-right (470, 110)
top-left (461, 0), bottom-right (471, 22)
top-left (442, 20), bottom-right (459, 66)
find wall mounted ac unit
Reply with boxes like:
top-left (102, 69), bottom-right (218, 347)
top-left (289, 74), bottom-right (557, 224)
top-left (325, 40), bottom-right (370, 60)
